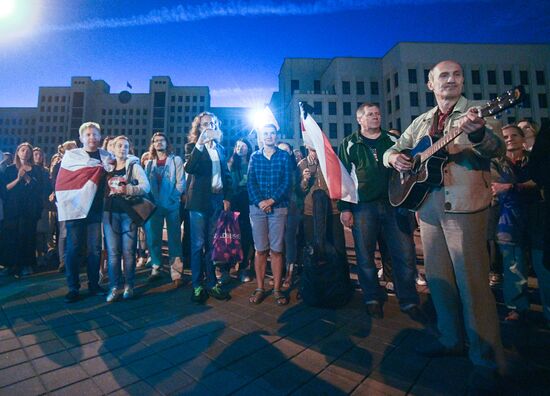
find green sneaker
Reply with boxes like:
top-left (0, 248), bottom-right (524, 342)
top-left (191, 286), bottom-right (207, 303)
top-left (208, 284), bottom-right (230, 300)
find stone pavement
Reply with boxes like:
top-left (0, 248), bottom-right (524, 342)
top-left (0, 266), bottom-right (549, 396)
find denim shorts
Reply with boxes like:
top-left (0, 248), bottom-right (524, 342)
top-left (249, 205), bottom-right (287, 253)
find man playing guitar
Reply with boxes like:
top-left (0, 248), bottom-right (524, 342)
top-left (383, 60), bottom-right (506, 393)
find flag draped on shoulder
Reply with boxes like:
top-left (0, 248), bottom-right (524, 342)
top-left (300, 102), bottom-right (358, 204)
top-left (55, 148), bottom-right (111, 221)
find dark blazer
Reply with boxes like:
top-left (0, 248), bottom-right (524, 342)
top-left (184, 142), bottom-right (232, 213)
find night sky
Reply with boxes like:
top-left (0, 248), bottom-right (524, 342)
top-left (0, 0), bottom-right (548, 109)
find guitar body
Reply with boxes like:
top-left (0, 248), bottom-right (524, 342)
top-left (388, 135), bottom-right (447, 210)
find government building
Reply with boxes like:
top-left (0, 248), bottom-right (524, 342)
top-left (1, 42), bottom-right (549, 157)
top-left (271, 42), bottom-right (550, 148)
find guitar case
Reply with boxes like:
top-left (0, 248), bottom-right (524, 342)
top-left (300, 190), bottom-right (353, 308)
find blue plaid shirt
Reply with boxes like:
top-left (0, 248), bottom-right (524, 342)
top-left (247, 147), bottom-right (291, 208)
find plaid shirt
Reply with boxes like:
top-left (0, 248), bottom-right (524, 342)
top-left (247, 147), bottom-right (291, 208)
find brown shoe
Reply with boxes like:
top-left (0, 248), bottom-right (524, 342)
top-left (173, 279), bottom-right (183, 289)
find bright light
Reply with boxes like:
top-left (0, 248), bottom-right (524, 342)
top-left (0, 0), bottom-right (41, 43)
top-left (248, 109), bottom-right (267, 129)
top-left (0, 0), bottom-right (16, 19)
top-left (248, 106), bottom-right (279, 130)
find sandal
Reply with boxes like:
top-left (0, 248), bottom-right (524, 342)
top-left (273, 290), bottom-right (289, 306)
top-left (249, 288), bottom-right (267, 305)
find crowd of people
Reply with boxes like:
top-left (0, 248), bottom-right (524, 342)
top-left (0, 59), bottom-right (548, 394)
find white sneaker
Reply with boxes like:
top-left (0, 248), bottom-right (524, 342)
top-left (106, 288), bottom-right (121, 303)
top-left (416, 273), bottom-right (427, 286)
top-left (123, 287), bottom-right (134, 300)
top-left (385, 281), bottom-right (395, 295)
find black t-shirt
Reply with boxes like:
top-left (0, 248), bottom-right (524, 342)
top-left (87, 150), bottom-right (106, 222)
top-left (105, 167), bottom-right (127, 213)
top-left (360, 134), bottom-right (380, 162)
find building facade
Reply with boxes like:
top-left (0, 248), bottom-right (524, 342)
top-left (272, 42), bottom-right (550, 148)
top-left (2, 42), bottom-right (550, 157)
top-left (0, 76), bottom-right (217, 158)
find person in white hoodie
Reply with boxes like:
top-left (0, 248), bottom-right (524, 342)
top-left (103, 136), bottom-right (150, 302)
top-left (144, 132), bottom-right (185, 286)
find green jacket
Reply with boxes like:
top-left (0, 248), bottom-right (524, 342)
top-left (337, 130), bottom-right (394, 211)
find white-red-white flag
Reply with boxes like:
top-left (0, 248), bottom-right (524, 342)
top-left (55, 148), bottom-right (111, 221)
top-left (300, 103), bottom-right (358, 203)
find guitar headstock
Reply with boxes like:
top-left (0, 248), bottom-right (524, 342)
top-left (479, 86), bottom-right (525, 118)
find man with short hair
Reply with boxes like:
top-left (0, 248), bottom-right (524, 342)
top-left (56, 122), bottom-right (114, 303)
top-left (144, 132), bottom-right (185, 287)
top-left (247, 123), bottom-right (291, 306)
top-left (338, 103), bottom-right (420, 320)
top-left (384, 60), bottom-right (505, 392)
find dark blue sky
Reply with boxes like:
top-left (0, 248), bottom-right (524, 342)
top-left (0, 0), bottom-right (548, 108)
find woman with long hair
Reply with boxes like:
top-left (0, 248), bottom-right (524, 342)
top-left (32, 147), bottom-right (52, 267)
top-left (228, 138), bottom-right (255, 282)
top-left (1, 142), bottom-right (50, 277)
top-left (103, 136), bottom-right (150, 302)
top-left (184, 111), bottom-right (232, 302)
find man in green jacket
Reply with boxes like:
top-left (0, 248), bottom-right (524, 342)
top-left (338, 103), bottom-right (420, 320)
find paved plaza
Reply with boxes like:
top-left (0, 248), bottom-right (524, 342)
top-left (0, 257), bottom-right (549, 395)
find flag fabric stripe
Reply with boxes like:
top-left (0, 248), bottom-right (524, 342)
top-left (55, 166), bottom-right (104, 191)
top-left (55, 148), bottom-right (109, 221)
top-left (300, 107), bottom-right (358, 203)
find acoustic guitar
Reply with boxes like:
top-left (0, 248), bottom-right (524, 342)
top-left (388, 86), bottom-right (525, 210)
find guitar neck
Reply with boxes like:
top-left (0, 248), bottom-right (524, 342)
top-left (419, 126), bottom-right (463, 162)
top-left (415, 86), bottom-right (523, 164)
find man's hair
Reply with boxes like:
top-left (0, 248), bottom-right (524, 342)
top-left (502, 124), bottom-right (524, 137)
top-left (14, 142), bottom-right (34, 168)
top-left (260, 123), bottom-right (278, 131)
top-left (428, 60), bottom-right (463, 83)
top-left (78, 122), bottom-right (101, 137)
top-left (148, 132), bottom-right (173, 159)
top-left (188, 111), bottom-right (220, 143)
top-left (356, 102), bottom-right (379, 117)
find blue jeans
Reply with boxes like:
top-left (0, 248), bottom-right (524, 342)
top-left (103, 212), bottom-right (137, 290)
top-left (189, 194), bottom-right (223, 289)
top-left (351, 200), bottom-right (419, 308)
top-left (501, 245), bottom-right (550, 320)
top-left (145, 206), bottom-right (182, 268)
top-left (65, 219), bottom-right (102, 293)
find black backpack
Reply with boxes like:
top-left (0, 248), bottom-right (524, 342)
top-left (300, 190), bottom-right (353, 308)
